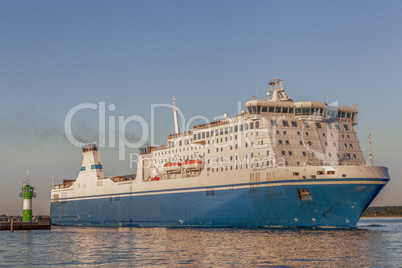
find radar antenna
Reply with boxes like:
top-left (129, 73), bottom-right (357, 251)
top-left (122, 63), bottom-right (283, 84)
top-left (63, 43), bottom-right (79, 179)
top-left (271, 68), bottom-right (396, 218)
top-left (267, 77), bottom-right (292, 102)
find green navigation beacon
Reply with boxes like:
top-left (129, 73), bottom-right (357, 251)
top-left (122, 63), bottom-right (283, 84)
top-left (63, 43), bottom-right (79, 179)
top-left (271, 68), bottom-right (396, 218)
top-left (19, 171), bottom-right (36, 222)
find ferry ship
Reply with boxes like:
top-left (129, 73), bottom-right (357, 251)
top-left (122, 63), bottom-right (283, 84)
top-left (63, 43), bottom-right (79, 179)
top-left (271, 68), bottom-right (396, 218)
top-left (50, 78), bottom-right (390, 228)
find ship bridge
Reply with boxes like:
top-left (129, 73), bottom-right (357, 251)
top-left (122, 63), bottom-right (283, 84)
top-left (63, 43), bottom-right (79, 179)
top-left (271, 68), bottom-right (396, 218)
top-left (245, 78), bottom-right (358, 125)
top-left (245, 78), bottom-right (293, 114)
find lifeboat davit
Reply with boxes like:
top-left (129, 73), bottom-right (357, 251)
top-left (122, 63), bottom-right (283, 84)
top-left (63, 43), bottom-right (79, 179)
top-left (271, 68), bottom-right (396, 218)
top-left (163, 162), bottom-right (182, 173)
top-left (183, 160), bottom-right (203, 171)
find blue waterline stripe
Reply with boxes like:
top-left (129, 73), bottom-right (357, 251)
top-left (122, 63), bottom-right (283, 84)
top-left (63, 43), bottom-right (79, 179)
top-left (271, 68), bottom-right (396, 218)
top-left (54, 177), bottom-right (389, 202)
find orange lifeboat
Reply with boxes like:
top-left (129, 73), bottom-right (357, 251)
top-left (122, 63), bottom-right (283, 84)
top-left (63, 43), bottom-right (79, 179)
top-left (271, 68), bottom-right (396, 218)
top-left (163, 162), bottom-right (182, 173)
top-left (183, 159), bottom-right (203, 171)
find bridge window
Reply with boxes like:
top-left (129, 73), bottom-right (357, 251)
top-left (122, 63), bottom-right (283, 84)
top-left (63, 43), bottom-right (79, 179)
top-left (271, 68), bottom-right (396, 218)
top-left (289, 107), bottom-right (294, 113)
top-left (269, 106), bottom-right (275, 112)
top-left (91, 164), bottom-right (102, 170)
top-left (291, 121), bottom-right (298, 127)
top-left (262, 106), bottom-right (268, 112)
top-left (282, 107), bottom-right (288, 113)
top-left (275, 107), bottom-right (281, 113)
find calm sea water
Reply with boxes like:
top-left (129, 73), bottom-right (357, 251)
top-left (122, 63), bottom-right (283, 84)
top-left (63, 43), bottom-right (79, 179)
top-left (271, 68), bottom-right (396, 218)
top-left (1, 218), bottom-right (401, 267)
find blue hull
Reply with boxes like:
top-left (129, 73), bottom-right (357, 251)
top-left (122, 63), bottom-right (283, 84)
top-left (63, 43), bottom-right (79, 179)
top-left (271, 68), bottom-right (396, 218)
top-left (50, 178), bottom-right (388, 228)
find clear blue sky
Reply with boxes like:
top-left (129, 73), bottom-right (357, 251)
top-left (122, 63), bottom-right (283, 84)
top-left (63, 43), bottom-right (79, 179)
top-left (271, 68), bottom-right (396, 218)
top-left (1, 0), bottom-right (401, 215)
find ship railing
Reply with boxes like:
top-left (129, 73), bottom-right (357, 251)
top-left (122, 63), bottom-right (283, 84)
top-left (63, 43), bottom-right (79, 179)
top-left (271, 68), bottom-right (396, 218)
top-left (55, 180), bottom-right (75, 189)
top-left (107, 174), bottom-right (136, 182)
top-left (167, 131), bottom-right (193, 140)
top-left (146, 145), bottom-right (172, 153)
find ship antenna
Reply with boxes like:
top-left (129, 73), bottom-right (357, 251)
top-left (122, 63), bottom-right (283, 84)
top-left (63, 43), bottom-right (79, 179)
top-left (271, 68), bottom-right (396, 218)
top-left (27, 169), bottom-right (29, 185)
top-left (173, 95), bottom-right (180, 134)
top-left (369, 133), bottom-right (373, 166)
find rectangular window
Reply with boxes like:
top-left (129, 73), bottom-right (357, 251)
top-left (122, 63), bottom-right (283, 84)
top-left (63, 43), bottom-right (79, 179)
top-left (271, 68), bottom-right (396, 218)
top-left (283, 120), bottom-right (289, 127)
top-left (275, 107), bottom-right (281, 113)
top-left (250, 122), bottom-right (254, 129)
top-left (255, 121), bottom-right (259, 128)
top-left (206, 188), bottom-right (215, 196)
top-left (202, 132), bottom-right (205, 139)
top-left (269, 106), bottom-right (275, 113)
top-left (244, 123), bottom-right (248, 130)
top-left (262, 106), bottom-right (268, 112)
top-left (291, 121), bottom-right (298, 127)
top-left (220, 129), bottom-right (224, 135)
top-left (289, 107), bottom-right (294, 113)
top-left (234, 125), bottom-right (238, 132)
top-left (91, 164), bottom-right (102, 170)
top-left (344, 124), bottom-right (349, 131)
top-left (316, 122), bottom-right (322, 129)
top-left (282, 107), bottom-right (288, 113)
top-left (225, 128), bottom-right (228, 134)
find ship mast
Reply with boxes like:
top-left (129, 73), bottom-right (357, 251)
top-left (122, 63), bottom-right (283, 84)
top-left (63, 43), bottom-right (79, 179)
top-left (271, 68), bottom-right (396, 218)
top-left (173, 95), bottom-right (179, 134)
top-left (369, 133), bottom-right (373, 166)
